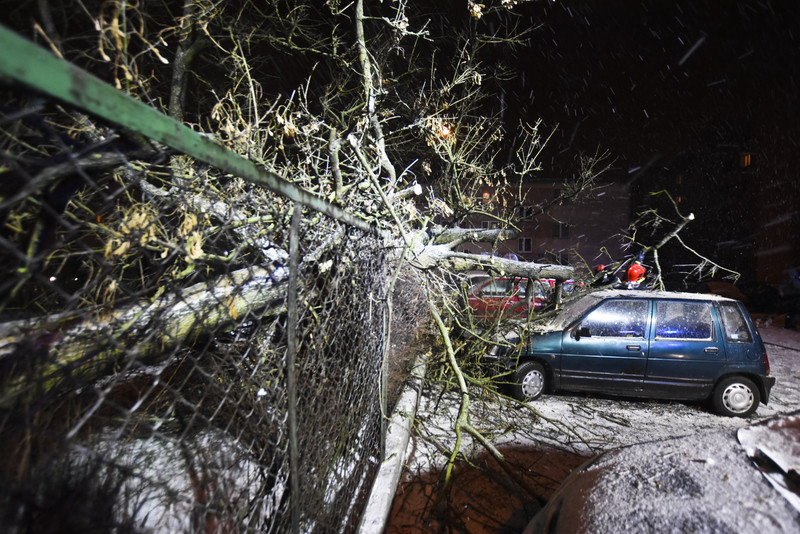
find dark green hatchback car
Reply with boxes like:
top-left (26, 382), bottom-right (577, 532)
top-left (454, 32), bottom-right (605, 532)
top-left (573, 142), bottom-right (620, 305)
top-left (503, 290), bottom-right (775, 417)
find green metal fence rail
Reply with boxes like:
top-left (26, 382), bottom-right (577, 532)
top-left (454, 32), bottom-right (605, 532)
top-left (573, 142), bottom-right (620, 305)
top-left (0, 23), bottom-right (373, 234)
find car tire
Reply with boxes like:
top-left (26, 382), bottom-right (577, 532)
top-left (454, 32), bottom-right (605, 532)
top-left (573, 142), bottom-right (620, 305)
top-left (511, 361), bottom-right (547, 401)
top-left (712, 376), bottom-right (760, 417)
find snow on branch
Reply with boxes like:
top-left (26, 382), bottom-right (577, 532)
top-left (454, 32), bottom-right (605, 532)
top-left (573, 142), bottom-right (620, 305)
top-left (409, 227), bottom-right (574, 280)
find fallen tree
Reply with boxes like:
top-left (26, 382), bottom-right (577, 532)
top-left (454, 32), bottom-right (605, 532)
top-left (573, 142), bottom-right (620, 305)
top-left (0, 221), bottom-right (572, 406)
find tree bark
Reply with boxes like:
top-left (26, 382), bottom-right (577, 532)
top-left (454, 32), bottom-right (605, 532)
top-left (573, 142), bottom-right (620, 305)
top-left (431, 227), bottom-right (519, 247)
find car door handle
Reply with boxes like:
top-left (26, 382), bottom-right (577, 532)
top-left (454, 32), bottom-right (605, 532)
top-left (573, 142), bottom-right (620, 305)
top-left (626, 345), bottom-right (641, 351)
top-left (704, 347), bottom-right (719, 354)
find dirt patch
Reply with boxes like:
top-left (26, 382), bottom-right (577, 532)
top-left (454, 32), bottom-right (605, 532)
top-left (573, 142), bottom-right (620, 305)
top-left (385, 446), bottom-right (590, 533)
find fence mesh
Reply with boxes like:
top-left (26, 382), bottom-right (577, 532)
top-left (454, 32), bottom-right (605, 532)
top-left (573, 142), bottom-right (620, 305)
top-left (0, 91), bottom-right (400, 532)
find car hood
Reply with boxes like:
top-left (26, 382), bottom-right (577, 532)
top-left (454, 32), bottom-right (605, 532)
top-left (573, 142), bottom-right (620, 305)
top-left (527, 330), bottom-right (564, 352)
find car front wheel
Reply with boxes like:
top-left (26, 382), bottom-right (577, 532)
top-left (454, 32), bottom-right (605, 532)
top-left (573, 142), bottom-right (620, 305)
top-left (712, 376), bottom-right (760, 417)
top-left (511, 361), bottom-right (547, 401)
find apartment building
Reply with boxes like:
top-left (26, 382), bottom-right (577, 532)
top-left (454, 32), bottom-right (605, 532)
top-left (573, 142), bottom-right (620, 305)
top-left (459, 180), bottom-right (632, 271)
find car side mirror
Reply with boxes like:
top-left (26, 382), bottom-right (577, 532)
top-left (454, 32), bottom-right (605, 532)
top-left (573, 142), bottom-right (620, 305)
top-left (574, 326), bottom-right (591, 340)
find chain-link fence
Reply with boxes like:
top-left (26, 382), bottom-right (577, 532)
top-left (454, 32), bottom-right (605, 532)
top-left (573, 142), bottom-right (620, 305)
top-left (0, 72), bottom-right (422, 531)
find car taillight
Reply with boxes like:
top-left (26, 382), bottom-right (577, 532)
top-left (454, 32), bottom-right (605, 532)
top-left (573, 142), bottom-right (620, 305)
top-left (763, 352), bottom-right (771, 375)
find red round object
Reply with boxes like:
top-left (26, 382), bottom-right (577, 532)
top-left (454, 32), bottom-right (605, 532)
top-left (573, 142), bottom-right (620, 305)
top-left (627, 263), bottom-right (646, 282)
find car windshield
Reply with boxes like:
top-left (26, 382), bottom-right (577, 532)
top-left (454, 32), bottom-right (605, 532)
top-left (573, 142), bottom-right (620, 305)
top-left (545, 291), bottom-right (609, 330)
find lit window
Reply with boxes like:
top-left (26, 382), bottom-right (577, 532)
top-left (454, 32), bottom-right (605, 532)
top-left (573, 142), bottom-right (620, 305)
top-left (739, 153), bottom-right (751, 168)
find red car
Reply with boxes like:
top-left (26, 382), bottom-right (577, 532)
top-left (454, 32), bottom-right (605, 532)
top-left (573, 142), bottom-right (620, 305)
top-left (540, 278), bottom-right (582, 295)
top-left (467, 277), bottom-right (548, 320)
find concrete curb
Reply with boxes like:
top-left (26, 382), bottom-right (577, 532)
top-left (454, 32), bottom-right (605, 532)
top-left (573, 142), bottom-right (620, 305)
top-left (357, 354), bottom-right (427, 533)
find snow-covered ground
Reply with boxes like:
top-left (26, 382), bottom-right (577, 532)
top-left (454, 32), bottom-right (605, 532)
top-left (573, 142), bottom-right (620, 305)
top-left (524, 422), bottom-right (800, 533)
top-left (409, 326), bottom-right (800, 466)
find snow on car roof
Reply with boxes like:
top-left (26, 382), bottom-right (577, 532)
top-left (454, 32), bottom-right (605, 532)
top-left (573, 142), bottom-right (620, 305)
top-left (586, 289), bottom-right (738, 302)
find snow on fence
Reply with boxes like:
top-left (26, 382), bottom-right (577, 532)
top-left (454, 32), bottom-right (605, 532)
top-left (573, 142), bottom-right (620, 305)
top-left (0, 26), bottom-right (401, 533)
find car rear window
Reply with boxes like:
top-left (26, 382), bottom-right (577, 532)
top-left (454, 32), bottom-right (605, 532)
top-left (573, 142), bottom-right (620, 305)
top-left (655, 300), bottom-right (714, 340)
top-left (717, 302), bottom-right (753, 343)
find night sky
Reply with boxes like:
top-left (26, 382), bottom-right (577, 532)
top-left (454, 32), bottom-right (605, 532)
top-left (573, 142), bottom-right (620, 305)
top-left (509, 0), bottom-right (798, 172)
top-left (500, 0), bottom-right (800, 284)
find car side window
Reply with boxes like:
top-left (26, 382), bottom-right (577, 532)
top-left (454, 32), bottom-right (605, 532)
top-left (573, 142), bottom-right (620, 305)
top-left (718, 302), bottom-right (753, 343)
top-left (534, 280), bottom-right (545, 298)
top-left (655, 301), bottom-right (714, 340)
top-left (480, 279), bottom-right (511, 297)
top-left (581, 300), bottom-right (648, 338)
top-left (482, 279), bottom-right (526, 298)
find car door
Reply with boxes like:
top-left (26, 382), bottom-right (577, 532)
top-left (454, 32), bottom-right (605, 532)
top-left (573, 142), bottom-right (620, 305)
top-left (644, 299), bottom-right (725, 399)
top-left (559, 298), bottom-right (650, 394)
